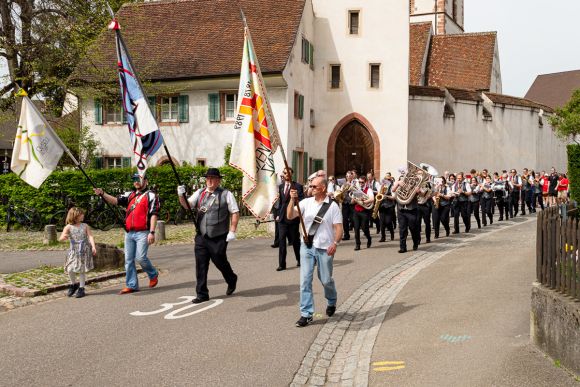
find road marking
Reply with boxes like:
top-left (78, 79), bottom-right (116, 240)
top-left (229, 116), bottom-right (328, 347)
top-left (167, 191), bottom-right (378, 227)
top-left (440, 334), bottom-right (472, 343)
top-left (130, 296), bottom-right (223, 319)
top-left (372, 361), bottom-right (406, 372)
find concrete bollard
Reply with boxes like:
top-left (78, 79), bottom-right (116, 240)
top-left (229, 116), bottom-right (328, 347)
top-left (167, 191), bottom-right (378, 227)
top-left (156, 220), bottom-right (166, 241)
top-left (43, 225), bottom-right (57, 245)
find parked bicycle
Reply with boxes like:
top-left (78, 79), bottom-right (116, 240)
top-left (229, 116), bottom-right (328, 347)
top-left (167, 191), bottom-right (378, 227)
top-left (5, 203), bottom-right (43, 232)
top-left (49, 194), bottom-right (121, 232)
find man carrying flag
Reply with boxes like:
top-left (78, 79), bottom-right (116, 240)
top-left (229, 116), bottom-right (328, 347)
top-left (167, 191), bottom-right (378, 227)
top-left (11, 90), bottom-right (64, 188)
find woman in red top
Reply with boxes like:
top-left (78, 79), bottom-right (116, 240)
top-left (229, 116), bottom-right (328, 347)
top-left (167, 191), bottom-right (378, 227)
top-left (557, 173), bottom-right (569, 204)
top-left (540, 172), bottom-right (550, 206)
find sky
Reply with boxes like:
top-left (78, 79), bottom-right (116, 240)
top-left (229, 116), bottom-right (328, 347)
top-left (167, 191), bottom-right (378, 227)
top-left (465, 0), bottom-right (580, 98)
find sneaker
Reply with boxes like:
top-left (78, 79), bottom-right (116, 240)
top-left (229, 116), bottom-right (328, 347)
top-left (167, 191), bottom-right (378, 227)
top-left (67, 283), bottom-right (79, 297)
top-left (326, 305), bottom-right (336, 317)
top-left (119, 287), bottom-right (137, 295)
top-left (75, 287), bottom-right (85, 298)
top-left (295, 316), bottom-right (313, 327)
top-left (149, 274), bottom-right (159, 288)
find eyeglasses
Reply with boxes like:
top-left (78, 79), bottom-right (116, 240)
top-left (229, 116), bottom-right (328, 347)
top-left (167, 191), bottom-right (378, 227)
top-left (309, 185), bottom-right (319, 189)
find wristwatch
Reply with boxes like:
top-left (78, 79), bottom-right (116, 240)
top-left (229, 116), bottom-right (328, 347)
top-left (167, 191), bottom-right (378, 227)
top-left (149, 231), bottom-right (155, 235)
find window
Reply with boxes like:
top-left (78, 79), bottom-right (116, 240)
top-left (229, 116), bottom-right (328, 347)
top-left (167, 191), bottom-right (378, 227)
top-left (294, 92), bottom-right (304, 119)
top-left (160, 96), bottom-right (178, 122)
top-left (301, 38), bottom-right (314, 69)
top-left (223, 93), bottom-right (237, 121)
top-left (349, 10), bottom-right (360, 35)
top-left (330, 65), bottom-right (341, 89)
top-left (310, 109), bottom-right (315, 128)
top-left (370, 64), bottom-right (380, 88)
top-left (196, 158), bottom-right (206, 167)
top-left (208, 93), bottom-right (220, 122)
top-left (105, 157), bottom-right (130, 169)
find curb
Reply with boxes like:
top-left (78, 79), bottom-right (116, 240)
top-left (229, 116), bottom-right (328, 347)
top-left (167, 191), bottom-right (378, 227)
top-left (0, 269), bottom-right (143, 297)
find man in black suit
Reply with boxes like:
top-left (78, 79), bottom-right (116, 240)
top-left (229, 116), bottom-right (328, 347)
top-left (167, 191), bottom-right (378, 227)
top-left (276, 167), bottom-right (304, 271)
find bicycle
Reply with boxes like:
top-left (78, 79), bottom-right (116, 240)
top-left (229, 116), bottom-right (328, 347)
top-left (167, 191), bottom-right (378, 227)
top-left (49, 194), bottom-right (122, 232)
top-left (151, 184), bottom-right (171, 223)
top-left (5, 203), bottom-right (43, 232)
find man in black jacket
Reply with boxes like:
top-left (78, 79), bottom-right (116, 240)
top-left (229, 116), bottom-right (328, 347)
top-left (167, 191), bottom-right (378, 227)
top-left (276, 167), bottom-right (304, 271)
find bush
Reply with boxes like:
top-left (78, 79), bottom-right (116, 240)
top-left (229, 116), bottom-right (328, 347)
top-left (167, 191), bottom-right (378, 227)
top-left (567, 144), bottom-right (580, 203)
top-left (0, 165), bottom-right (243, 226)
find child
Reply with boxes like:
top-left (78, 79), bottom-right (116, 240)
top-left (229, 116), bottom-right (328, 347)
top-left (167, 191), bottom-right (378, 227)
top-left (59, 207), bottom-right (96, 298)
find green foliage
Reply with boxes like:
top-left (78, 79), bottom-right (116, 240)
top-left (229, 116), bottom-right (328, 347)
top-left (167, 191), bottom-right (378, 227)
top-left (224, 143), bottom-right (232, 165)
top-left (0, 164), bottom-right (243, 226)
top-left (567, 144), bottom-right (580, 202)
top-left (549, 89), bottom-right (580, 144)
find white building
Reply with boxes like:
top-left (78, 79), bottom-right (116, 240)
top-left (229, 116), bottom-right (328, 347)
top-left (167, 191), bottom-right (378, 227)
top-left (70, 0), bottom-right (566, 181)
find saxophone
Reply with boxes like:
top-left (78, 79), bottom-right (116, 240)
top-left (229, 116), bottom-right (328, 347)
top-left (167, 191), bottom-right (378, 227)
top-left (372, 184), bottom-right (387, 219)
top-left (433, 191), bottom-right (441, 209)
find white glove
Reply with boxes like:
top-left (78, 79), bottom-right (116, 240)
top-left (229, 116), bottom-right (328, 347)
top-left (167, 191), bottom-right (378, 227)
top-left (177, 185), bottom-right (186, 195)
top-left (226, 231), bottom-right (236, 242)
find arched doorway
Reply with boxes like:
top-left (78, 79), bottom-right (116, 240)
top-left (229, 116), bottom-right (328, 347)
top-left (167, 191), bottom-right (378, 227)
top-left (327, 113), bottom-right (380, 178)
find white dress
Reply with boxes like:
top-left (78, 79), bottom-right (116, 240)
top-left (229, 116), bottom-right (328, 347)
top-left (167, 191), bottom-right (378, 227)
top-left (63, 224), bottom-right (94, 273)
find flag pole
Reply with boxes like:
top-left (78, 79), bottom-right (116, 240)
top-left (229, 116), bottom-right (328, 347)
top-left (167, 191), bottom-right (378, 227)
top-left (238, 8), bottom-right (309, 242)
top-left (107, 3), bottom-right (197, 225)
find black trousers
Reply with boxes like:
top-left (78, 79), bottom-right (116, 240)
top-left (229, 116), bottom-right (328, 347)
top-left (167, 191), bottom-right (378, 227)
top-left (379, 206), bottom-right (396, 240)
top-left (497, 197), bottom-right (510, 220)
top-left (511, 191), bottom-right (521, 216)
top-left (342, 203), bottom-right (354, 239)
top-left (534, 192), bottom-right (544, 210)
top-left (194, 233), bottom-right (237, 299)
top-left (273, 220), bottom-right (279, 246)
top-left (470, 200), bottom-right (481, 228)
top-left (432, 204), bottom-right (450, 237)
top-left (353, 210), bottom-right (371, 247)
top-left (398, 208), bottom-right (420, 250)
top-left (481, 197), bottom-right (493, 225)
top-left (418, 204), bottom-right (432, 242)
top-left (454, 201), bottom-right (471, 232)
top-left (278, 222), bottom-right (300, 268)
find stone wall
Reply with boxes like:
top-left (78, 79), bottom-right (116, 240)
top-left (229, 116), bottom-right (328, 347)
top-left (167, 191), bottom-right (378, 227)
top-left (530, 282), bottom-right (580, 375)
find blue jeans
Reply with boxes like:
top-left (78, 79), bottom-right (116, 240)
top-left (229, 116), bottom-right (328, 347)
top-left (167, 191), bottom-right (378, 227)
top-left (299, 243), bottom-right (337, 318)
top-left (124, 231), bottom-right (158, 290)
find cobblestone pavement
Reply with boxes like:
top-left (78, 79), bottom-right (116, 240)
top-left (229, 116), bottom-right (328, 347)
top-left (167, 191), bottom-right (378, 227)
top-left (291, 217), bottom-right (535, 387)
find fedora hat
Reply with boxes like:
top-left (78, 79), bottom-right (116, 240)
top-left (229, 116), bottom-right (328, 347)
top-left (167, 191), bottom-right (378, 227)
top-left (204, 168), bottom-right (222, 178)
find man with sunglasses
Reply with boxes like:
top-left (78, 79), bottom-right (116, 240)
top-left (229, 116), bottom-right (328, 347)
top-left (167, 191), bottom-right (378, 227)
top-left (94, 173), bottom-right (160, 294)
top-left (287, 177), bottom-right (343, 328)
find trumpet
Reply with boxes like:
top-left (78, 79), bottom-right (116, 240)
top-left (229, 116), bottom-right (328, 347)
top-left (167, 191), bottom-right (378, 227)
top-left (372, 184), bottom-right (387, 219)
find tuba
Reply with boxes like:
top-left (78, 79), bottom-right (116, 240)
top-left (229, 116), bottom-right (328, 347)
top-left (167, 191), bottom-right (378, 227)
top-left (349, 187), bottom-right (373, 209)
top-left (395, 161), bottom-right (433, 206)
top-left (416, 163), bottom-right (438, 205)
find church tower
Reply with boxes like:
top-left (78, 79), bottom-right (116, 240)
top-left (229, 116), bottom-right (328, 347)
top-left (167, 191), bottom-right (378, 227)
top-left (410, 0), bottom-right (464, 35)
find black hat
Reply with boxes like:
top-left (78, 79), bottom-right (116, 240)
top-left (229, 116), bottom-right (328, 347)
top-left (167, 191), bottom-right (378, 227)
top-left (204, 168), bottom-right (222, 178)
top-left (131, 172), bottom-right (148, 181)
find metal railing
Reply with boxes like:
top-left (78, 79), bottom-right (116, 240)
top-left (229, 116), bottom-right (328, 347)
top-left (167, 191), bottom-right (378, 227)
top-left (536, 204), bottom-right (580, 300)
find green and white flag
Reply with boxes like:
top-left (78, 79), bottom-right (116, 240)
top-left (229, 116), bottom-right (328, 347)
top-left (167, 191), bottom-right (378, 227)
top-left (11, 95), bottom-right (64, 188)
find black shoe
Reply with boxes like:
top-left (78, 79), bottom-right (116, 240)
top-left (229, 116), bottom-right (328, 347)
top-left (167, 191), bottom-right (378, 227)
top-left (342, 236), bottom-right (350, 241)
top-left (326, 305), bottom-right (336, 317)
top-left (426, 239), bottom-right (431, 244)
top-left (295, 316), bottom-right (313, 327)
top-left (74, 287), bottom-right (85, 298)
top-left (366, 239), bottom-right (372, 248)
top-left (452, 231), bottom-right (459, 234)
top-left (226, 275), bottom-right (237, 295)
top-left (413, 244), bottom-right (419, 251)
top-left (270, 244), bottom-right (279, 248)
top-left (490, 220), bottom-right (493, 224)
top-left (434, 235), bottom-right (439, 239)
top-left (390, 232), bottom-right (395, 241)
top-left (354, 245), bottom-right (361, 251)
top-left (67, 283), bottom-right (79, 297)
top-left (376, 229), bottom-right (381, 235)
top-left (398, 248), bottom-right (407, 253)
top-left (192, 297), bottom-right (210, 304)
top-left (446, 231), bottom-right (450, 237)
top-left (276, 266), bottom-right (286, 271)
top-left (379, 237), bottom-right (386, 243)
top-left (296, 261), bottom-right (301, 267)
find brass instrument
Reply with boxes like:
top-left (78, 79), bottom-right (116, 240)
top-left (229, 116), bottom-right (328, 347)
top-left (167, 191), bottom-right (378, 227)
top-left (372, 184), bottom-right (388, 219)
top-left (333, 183), bottom-right (350, 204)
top-left (396, 161), bottom-right (435, 206)
top-left (349, 187), bottom-right (374, 210)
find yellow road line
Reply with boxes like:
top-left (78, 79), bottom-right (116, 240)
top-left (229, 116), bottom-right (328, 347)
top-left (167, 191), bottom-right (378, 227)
top-left (373, 365), bottom-right (406, 372)
top-left (372, 361), bottom-right (405, 366)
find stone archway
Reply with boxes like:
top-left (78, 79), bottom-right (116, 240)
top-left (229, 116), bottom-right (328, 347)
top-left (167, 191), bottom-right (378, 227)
top-left (156, 156), bottom-right (180, 167)
top-left (327, 113), bottom-right (380, 178)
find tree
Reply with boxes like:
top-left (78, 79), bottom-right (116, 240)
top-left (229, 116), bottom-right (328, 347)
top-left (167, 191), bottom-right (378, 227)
top-left (549, 89), bottom-right (580, 144)
top-left (0, 0), bottom-right (134, 115)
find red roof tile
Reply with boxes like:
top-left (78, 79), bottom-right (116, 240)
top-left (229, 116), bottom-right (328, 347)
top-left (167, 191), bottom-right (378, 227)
top-left (71, 0), bottom-right (305, 84)
top-left (425, 32), bottom-right (497, 91)
top-left (524, 70), bottom-right (580, 109)
top-left (409, 23), bottom-right (432, 86)
top-left (485, 92), bottom-right (553, 113)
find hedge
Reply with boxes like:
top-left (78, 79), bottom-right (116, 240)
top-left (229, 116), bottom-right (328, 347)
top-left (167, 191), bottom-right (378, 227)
top-left (567, 144), bottom-right (580, 203)
top-left (0, 165), bottom-right (243, 226)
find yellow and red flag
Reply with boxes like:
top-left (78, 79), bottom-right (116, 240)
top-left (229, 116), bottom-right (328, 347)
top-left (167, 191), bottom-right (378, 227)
top-left (229, 26), bottom-right (281, 220)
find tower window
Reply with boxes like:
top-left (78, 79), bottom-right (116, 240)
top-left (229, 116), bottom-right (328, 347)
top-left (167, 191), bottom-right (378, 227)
top-left (370, 64), bottom-right (380, 89)
top-left (349, 11), bottom-right (360, 35)
top-left (330, 65), bottom-right (341, 89)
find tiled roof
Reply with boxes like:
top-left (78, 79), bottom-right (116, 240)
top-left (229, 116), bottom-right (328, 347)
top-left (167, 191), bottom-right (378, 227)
top-left (409, 23), bottom-right (432, 86)
top-left (425, 32), bottom-right (497, 91)
top-left (486, 92), bottom-right (553, 113)
top-left (524, 70), bottom-right (580, 109)
top-left (71, 0), bottom-right (305, 84)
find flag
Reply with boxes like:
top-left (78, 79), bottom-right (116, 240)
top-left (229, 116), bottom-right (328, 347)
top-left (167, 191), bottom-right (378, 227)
top-left (110, 19), bottom-right (163, 177)
top-left (11, 95), bottom-right (64, 188)
top-left (229, 26), bottom-right (281, 221)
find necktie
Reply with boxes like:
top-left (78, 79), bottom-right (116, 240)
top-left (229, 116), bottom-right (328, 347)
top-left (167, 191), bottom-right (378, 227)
top-left (284, 183), bottom-right (290, 196)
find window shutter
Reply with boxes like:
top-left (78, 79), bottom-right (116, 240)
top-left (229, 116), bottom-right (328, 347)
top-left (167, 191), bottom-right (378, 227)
top-left (292, 150), bottom-right (298, 179)
top-left (314, 159), bottom-right (323, 172)
top-left (309, 43), bottom-right (314, 70)
top-left (122, 157), bottom-right (131, 168)
top-left (178, 95), bottom-right (189, 123)
top-left (94, 157), bottom-right (103, 169)
top-left (94, 99), bottom-right (103, 125)
top-left (208, 93), bottom-right (220, 122)
top-left (303, 152), bottom-right (309, 181)
top-left (298, 95), bottom-right (304, 119)
top-left (148, 96), bottom-right (157, 119)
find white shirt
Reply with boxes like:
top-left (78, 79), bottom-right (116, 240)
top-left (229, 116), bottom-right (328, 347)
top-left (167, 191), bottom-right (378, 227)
top-left (298, 196), bottom-right (342, 249)
top-left (187, 188), bottom-right (239, 213)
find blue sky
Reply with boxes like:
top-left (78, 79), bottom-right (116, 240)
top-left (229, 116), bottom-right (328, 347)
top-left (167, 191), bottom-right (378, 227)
top-left (465, 0), bottom-right (580, 97)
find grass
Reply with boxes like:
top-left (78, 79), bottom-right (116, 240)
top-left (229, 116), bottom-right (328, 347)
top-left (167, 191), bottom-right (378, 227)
top-left (1, 265), bottom-right (124, 290)
top-left (0, 216), bottom-right (273, 251)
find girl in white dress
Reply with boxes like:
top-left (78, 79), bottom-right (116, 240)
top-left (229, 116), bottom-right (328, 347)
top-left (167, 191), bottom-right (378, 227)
top-left (59, 207), bottom-right (96, 298)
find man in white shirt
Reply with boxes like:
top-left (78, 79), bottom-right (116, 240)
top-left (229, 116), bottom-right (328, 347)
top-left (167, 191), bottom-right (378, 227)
top-left (287, 177), bottom-right (343, 328)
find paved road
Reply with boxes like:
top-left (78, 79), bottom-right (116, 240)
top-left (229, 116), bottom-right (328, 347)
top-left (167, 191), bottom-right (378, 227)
top-left (0, 216), bottom-right (576, 386)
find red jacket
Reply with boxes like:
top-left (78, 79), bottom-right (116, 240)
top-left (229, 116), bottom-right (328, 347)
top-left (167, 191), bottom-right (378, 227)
top-left (118, 190), bottom-right (159, 231)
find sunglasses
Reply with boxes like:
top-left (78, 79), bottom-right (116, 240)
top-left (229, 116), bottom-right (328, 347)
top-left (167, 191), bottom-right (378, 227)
top-left (309, 185), bottom-right (320, 189)
top-left (132, 178), bottom-right (141, 182)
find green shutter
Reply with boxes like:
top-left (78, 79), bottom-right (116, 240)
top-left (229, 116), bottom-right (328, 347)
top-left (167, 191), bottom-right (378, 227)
top-left (303, 152), bottom-right (309, 181)
top-left (309, 43), bottom-right (314, 70)
top-left (178, 95), bottom-right (189, 123)
top-left (298, 95), bottom-right (304, 119)
top-left (148, 96), bottom-right (156, 119)
top-left (94, 99), bottom-right (102, 125)
top-left (292, 150), bottom-right (298, 179)
top-left (208, 93), bottom-right (220, 122)
top-left (122, 157), bottom-right (131, 168)
top-left (93, 157), bottom-right (103, 170)
top-left (314, 159), bottom-right (323, 172)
